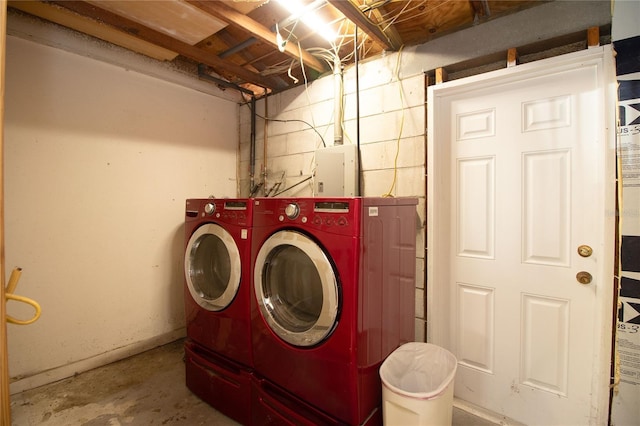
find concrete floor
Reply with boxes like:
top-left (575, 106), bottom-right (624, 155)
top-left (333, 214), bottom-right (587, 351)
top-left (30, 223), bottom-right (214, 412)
top-left (10, 339), bottom-right (496, 425)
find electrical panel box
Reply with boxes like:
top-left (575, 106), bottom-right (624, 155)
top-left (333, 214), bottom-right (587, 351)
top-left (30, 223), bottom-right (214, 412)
top-left (314, 144), bottom-right (358, 196)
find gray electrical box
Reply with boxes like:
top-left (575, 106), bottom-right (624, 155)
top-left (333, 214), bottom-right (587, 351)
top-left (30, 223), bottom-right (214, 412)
top-left (314, 144), bottom-right (358, 196)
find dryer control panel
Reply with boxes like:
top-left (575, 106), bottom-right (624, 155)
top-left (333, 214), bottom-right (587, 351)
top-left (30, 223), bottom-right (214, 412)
top-left (185, 199), bottom-right (252, 226)
top-left (254, 198), bottom-right (360, 235)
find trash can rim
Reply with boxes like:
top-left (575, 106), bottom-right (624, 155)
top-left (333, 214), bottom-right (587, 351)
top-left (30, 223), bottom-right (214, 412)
top-left (379, 342), bottom-right (458, 400)
top-left (381, 379), bottom-right (452, 401)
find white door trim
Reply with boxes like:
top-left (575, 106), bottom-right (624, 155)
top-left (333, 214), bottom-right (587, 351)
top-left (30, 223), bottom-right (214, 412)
top-left (426, 45), bottom-right (617, 425)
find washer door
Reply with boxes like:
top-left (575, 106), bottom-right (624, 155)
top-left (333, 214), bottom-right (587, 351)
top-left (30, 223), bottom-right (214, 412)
top-left (185, 223), bottom-right (241, 311)
top-left (254, 230), bottom-right (339, 347)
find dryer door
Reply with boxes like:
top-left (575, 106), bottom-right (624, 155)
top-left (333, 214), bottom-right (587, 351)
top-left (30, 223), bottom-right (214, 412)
top-left (254, 230), bottom-right (339, 347)
top-left (185, 223), bottom-right (241, 311)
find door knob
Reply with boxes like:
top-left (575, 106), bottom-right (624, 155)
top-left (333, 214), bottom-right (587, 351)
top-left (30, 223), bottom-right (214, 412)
top-left (577, 245), bottom-right (593, 257)
top-left (576, 271), bottom-right (592, 285)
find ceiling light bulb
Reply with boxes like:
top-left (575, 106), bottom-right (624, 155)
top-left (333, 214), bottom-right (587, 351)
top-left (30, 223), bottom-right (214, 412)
top-left (275, 0), bottom-right (336, 42)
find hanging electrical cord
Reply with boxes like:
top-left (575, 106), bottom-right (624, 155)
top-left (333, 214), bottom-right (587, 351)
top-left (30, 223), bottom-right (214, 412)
top-left (247, 107), bottom-right (327, 148)
top-left (382, 45), bottom-right (406, 198)
top-left (260, 59), bottom-right (300, 77)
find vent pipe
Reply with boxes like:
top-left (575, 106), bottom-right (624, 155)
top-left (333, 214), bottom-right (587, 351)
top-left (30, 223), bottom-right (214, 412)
top-left (333, 55), bottom-right (343, 146)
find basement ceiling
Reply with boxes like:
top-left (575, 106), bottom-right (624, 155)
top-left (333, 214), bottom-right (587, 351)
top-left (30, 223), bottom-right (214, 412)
top-left (8, 0), bottom-right (544, 96)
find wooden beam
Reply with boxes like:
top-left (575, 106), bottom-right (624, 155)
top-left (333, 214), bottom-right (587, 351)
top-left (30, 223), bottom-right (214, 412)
top-left (507, 48), bottom-right (518, 68)
top-left (187, 0), bottom-right (326, 74)
top-left (326, 0), bottom-right (400, 51)
top-left (1, 0), bottom-right (10, 423)
top-left (365, 4), bottom-right (403, 51)
top-left (587, 26), bottom-right (600, 48)
top-left (470, 0), bottom-right (491, 19)
top-left (9, 0), bottom-right (178, 61)
top-left (436, 67), bottom-right (448, 84)
top-left (50, 1), bottom-right (278, 89)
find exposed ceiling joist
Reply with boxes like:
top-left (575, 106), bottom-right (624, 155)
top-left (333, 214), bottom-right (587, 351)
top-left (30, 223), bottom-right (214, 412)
top-left (8, 0), bottom-right (550, 96)
top-left (364, 2), bottom-right (403, 50)
top-left (50, 1), bottom-right (278, 89)
top-left (9, 0), bottom-right (178, 61)
top-left (327, 0), bottom-right (400, 51)
top-left (187, 0), bottom-right (327, 74)
top-left (86, 0), bottom-right (228, 45)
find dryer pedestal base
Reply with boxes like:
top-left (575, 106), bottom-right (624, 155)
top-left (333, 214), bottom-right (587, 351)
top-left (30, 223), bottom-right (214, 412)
top-left (185, 339), bottom-right (252, 425)
top-left (251, 374), bottom-right (382, 426)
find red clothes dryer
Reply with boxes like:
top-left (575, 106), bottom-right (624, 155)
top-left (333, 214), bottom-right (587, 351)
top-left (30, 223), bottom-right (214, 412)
top-left (250, 197), bottom-right (417, 425)
top-left (183, 198), bottom-right (253, 425)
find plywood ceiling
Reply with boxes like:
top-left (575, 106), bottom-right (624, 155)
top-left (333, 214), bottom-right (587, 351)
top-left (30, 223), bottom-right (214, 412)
top-left (8, 0), bottom-right (544, 96)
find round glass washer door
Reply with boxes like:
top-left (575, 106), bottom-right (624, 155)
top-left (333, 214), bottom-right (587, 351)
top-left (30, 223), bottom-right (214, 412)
top-left (185, 223), bottom-right (241, 311)
top-left (254, 230), bottom-right (339, 347)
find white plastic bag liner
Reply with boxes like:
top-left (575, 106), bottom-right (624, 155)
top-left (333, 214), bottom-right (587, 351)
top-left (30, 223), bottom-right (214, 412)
top-left (380, 342), bottom-right (457, 400)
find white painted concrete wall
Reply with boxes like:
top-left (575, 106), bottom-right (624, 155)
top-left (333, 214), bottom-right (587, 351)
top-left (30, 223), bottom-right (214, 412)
top-left (4, 35), bottom-right (238, 393)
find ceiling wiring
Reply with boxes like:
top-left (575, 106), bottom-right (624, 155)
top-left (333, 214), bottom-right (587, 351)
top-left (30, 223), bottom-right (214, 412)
top-left (379, 0), bottom-right (415, 30)
top-left (374, 0), bottom-right (456, 29)
top-left (245, 0), bottom-right (406, 197)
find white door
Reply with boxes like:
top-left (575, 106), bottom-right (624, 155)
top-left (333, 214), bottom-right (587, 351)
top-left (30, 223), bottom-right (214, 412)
top-left (427, 47), bottom-right (616, 425)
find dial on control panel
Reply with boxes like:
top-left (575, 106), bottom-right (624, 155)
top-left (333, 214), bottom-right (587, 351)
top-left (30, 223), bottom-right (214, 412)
top-left (285, 203), bottom-right (300, 219)
top-left (204, 203), bottom-right (216, 215)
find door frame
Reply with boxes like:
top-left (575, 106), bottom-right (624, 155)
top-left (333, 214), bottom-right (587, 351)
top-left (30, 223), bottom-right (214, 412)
top-left (426, 45), bottom-right (617, 424)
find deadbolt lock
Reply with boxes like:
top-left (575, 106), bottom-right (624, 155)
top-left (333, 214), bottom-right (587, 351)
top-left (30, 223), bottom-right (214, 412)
top-left (576, 271), bottom-right (592, 285)
top-left (577, 245), bottom-right (593, 257)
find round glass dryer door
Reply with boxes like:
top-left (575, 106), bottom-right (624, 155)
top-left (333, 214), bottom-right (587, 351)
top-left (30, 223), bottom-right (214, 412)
top-left (254, 230), bottom-right (339, 347)
top-left (185, 223), bottom-right (241, 311)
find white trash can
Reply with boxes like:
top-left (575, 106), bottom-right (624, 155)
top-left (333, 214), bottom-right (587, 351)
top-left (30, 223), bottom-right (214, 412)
top-left (379, 342), bottom-right (457, 426)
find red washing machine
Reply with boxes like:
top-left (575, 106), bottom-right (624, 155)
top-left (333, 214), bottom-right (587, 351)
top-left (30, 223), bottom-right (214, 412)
top-left (183, 198), bottom-right (253, 425)
top-left (250, 197), bottom-right (417, 425)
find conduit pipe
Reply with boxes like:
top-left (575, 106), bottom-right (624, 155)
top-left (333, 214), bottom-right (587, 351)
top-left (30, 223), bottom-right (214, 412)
top-left (334, 55), bottom-right (343, 146)
top-left (250, 96), bottom-right (257, 194)
top-left (197, 64), bottom-right (255, 96)
top-left (263, 90), bottom-right (269, 194)
top-left (354, 25), bottom-right (361, 196)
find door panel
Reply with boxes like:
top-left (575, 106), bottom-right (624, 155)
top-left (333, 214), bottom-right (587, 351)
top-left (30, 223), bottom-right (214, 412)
top-left (457, 156), bottom-right (495, 259)
top-left (522, 149), bottom-right (571, 266)
top-left (428, 47), bottom-right (615, 425)
top-left (457, 283), bottom-right (494, 373)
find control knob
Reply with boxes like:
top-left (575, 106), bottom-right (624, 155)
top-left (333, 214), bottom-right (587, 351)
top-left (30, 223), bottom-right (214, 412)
top-left (284, 203), bottom-right (300, 219)
top-left (204, 203), bottom-right (216, 215)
